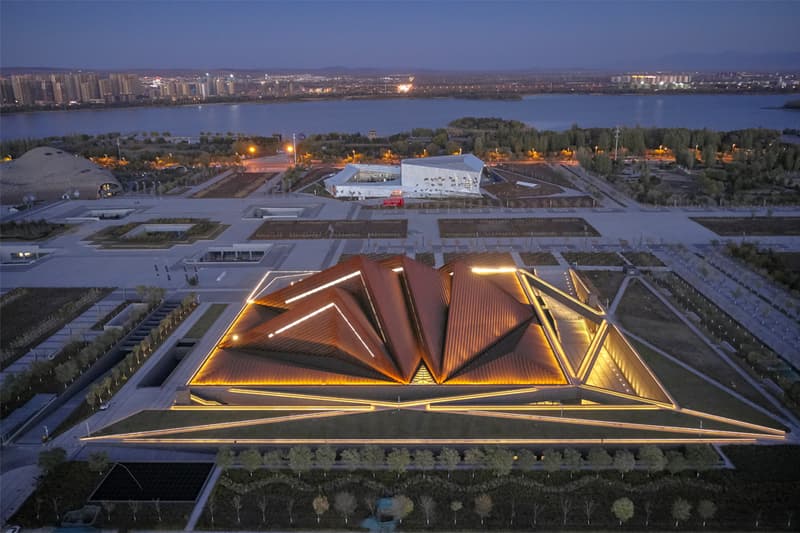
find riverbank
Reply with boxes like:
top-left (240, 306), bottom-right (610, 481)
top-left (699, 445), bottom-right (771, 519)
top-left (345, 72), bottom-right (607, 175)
top-left (3, 88), bottom-right (800, 116)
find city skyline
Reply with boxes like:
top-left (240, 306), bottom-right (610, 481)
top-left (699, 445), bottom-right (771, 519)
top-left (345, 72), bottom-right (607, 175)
top-left (2, 0), bottom-right (800, 71)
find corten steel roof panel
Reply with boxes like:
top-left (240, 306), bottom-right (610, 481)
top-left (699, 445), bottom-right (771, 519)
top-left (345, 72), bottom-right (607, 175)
top-left (189, 348), bottom-right (396, 385)
top-left (483, 271), bottom-right (532, 306)
top-left (254, 256), bottom-right (367, 310)
top-left (358, 258), bottom-right (422, 383)
top-left (441, 263), bottom-right (535, 381)
top-left (447, 322), bottom-right (567, 385)
top-left (223, 288), bottom-right (403, 382)
top-left (399, 256), bottom-right (450, 380)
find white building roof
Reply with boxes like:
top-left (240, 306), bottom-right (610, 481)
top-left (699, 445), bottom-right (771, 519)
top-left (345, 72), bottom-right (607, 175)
top-left (401, 153), bottom-right (484, 173)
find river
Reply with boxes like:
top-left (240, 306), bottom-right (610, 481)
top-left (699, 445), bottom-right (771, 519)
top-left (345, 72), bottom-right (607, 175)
top-left (1, 93), bottom-right (798, 141)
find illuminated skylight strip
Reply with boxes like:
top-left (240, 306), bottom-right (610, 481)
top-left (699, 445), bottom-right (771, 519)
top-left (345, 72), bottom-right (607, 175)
top-left (284, 271), bottom-right (361, 304)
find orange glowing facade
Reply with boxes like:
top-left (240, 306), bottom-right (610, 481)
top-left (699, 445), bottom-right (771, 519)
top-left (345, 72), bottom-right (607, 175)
top-left (190, 256), bottom-right (670, 404)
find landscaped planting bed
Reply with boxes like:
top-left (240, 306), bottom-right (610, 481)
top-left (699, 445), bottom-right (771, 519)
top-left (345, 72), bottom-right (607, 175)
top-left (438, 217), bottom-right (599, 238)
top-left (193, 172), bottom-right (275, 198)
top-left (0, 287), bottom-right (112, 370)
top-left (86, 218), bottom-right (227, 248)
top-left (442, 252), bottom-right (515, 267)
top-left (562, 251), bottom-right (625, 266)
top-left (519, 251), bottom-right (560, 266)
top-left (690, 216), bottom-right (800, 236)
top-left (622, 251), bottom-right (665, 267)
top-left (577, 270), bottom-right (626, 303)
top-left (0, 219), bottom-right (72, 241)
top-left (250, 219), bottom-right (407, 240)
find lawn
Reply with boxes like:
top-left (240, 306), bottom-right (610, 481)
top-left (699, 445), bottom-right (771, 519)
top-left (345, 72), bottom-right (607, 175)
top-left (519, 251), bottom-right (560, 266)
top-left (690, 216), bottom-right (800, 236)
top-left (622, 251), bottom-right (665, 267)
top-left (616, 280), bottom-right (776, 413)
top-left (562, 251), bottom-right (625, 266)
top-left (159, 409), bottom-right (731, 441)
top-left (93, 409), bottom-right (308, 436)
top-left (630, 341), bottom-right (783, 430)
top-left (250, 219), bottom-right (407, 240)
top-left (185, 304), bottom-right (229, 339)
top-left (438, 217), bottom-right (599, 238)
top-left (577, 270), bottom-right (626, 302)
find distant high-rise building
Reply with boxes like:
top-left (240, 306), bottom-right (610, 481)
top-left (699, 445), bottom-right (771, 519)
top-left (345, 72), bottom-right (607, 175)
top-left (11, 75), bottom-right (33, 105)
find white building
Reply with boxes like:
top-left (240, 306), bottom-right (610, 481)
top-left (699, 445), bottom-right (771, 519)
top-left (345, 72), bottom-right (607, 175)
top-left (324, 154), bottom-right (485, 199)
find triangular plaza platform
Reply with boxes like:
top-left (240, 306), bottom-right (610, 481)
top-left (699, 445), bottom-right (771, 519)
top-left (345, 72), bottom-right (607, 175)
top-left (86, 256), bottom-right (787, 445)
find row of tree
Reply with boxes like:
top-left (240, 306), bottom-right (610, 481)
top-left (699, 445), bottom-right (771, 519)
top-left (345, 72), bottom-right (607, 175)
top-left (84, 293), bottom-right (197, 412)
top-left (215, 444), bottom-right (720, 479)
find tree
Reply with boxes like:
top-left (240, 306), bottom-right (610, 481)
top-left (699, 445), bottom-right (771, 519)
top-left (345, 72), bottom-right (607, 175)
top-left (413, 449), bottom-right (435, 477)
top-left (437, 448), bottom-right (461, 478)
top-left (703, 144), bottom-right (717, 167)
top-left (361, 445), bottom-right (385, 476)
top-left (390, 495), bottom-right (414, 524)
top-left (419, 495), bottom-right (436, 526)
top-left (474, 493), bottom-right (493, 525)
top-left (612, 497), bottom-right (634, 526)
top-left (559, 496), bottom-right (573, 525)
top-left (584, 498), bottom-right (596, 525)
top-left (334, 491), bottom-right (357, 525)
top-left (387, 448), bottom-right (411, 478)
top-left (88, 451), bottom-right (110, 474)
top-left (484, 447), bottom-right (515, 477)
top-left (563, 448), bottom-right (583, 478)
top-left (215, 446), bottom-right (235, 470)
top-left (451, 500), bottom-right (463, 525)
top-left (340, 448), bottom-right (361, 471)
top-left (517, 449), bottom-right (537, 471)
top-left (313, 495), bottom-right (329, 523)
top-left (315, 445), bottom-right (336, 477)
top-left (685, 444), bottom-right (718, 477)
top-left (232, 495), bottom-right (242, 524)
top-left (464, 448), bottom-right (485, 478)
top-left (613, 449), bottom-right (636, 479)
top-left (697, 499), bottom-right (717, 528)
top-left (288, 445), bottom-right (313, 477)
top-left (672, 498), bottom-right (692, 527)
top-left (666, 450), bottom-right (688, 475)
top-left (638, 445), bottom-right (667, 475)
top-left (38, 447), bottom-right (66, 475)
top-left (207, 493), bottom-right (216, 526)
top-left (240, 448), bottom-right (262, 476)
top-left (257, 492), bottom-right (268, 524)
top-left (587, 447), bottom-right (613, 474)
top-left (262, 449), bottom-right (283, 473)
top-left (128, 499), bottom-right (140, 522)
top-left (542, 448), bottom-right (562, 478)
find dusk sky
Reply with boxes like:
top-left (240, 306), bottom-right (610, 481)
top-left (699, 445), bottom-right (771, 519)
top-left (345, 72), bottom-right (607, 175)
top-left (2, 0), bottom-right (799, 71)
